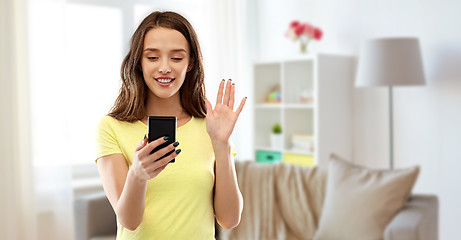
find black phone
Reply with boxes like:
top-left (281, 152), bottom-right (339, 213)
top-left (148, 116), bottom-right (177, 163)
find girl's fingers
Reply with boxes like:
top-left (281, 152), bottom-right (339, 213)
top-left (139, 136), bottom-right (170, 158)
top-left (205, 99), bottom-right (214, 117)
top-left (216, 79), bottom-right (225, 106)
top-left (235, 97), bottom-right (247, 118)
top-left (223, 79), bottom-right (232, 106)
top-left (145, 147), bottom-right (181, 175)
top-left (151, 164), bottom-right (168, 178)
top-left (229, 82), bottom-right (235, 110)
top-left (146, 141), bottom-right (177, 163)
top-left (135, 135), bottom-right (148, 151)
top-left (153, 148), bottom-right (180, 169)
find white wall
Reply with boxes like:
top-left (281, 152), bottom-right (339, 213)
top-left (251, 0), bottom-right (461, 239)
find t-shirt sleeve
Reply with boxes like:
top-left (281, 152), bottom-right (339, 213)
top-left (95, 116), bottom-right (122, 163)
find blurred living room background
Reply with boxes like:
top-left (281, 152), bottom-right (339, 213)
top-left (1, 0), bottom-right (460, 239)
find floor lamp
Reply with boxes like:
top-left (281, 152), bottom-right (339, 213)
top-left (355, 38), bottom-right (426, 170)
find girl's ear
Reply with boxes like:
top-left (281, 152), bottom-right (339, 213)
top-left (187, 60), bottom-right (194, 72)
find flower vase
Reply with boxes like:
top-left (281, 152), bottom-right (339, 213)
top-left (300, 42), bottom-right (307, 53)
top-left (300, 41), bottom-right (309, 54)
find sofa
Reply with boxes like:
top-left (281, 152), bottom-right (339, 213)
top-left (74, 191), bottom-right (116, 240)
top-left (74, 160), bottom-right (438, 240)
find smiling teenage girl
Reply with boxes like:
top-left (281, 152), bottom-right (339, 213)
top-left (95, 11), bottom-right (246, 239)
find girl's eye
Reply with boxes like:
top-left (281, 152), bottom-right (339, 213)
top-left (147, 57), bottom-right (158, 60)
top-left (172, 58), bottom-right (183, 61)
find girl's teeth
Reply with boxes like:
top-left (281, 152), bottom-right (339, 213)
top-left (158, 79), bottom-right (172, 83)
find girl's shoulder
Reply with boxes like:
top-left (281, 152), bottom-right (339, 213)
top-left (98, 115), bottom-right (120, 127)
top-left (97, 115), bottom-right (142, 131)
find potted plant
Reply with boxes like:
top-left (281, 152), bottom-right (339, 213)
top-left (271, 123), bottom-right (283, 150)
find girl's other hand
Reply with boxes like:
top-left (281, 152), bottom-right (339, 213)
top-left (205, 79), bottom-right (246, 144)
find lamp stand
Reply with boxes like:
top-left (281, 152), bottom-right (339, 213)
top-left (389, 86), bottom-right (394, 170)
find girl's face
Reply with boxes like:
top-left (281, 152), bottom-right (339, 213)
top-left (141, 27), bottom-right (191, 100)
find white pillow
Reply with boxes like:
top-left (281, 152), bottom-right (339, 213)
top-left (314, 154), bottom-right (419, 240)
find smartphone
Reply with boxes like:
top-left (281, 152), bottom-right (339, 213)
top-left (148, 116), bottom-right (177, 163)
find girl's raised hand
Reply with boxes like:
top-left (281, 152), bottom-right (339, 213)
top-left (205, 79), bottom-right (246, 144)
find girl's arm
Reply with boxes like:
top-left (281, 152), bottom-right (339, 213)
top-left (97, 136), bottom-right (180, 230)
top-left (205, 79), bottom-right (246, 229)
top-left (212, 140), bottom-right (243, 229)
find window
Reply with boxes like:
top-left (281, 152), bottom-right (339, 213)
top-left (65, 3), bottom-right (123, 165)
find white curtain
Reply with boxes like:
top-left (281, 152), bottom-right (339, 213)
top-left (204, 0), bottom-right (253, 161)
top-left (28, 0), bottom-right (75, 239)
top-left (1, 1), bottom-right (73, 239)
top-left (0, 0), bottom-right (36, 239)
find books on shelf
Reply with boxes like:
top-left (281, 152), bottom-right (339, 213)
top-left (291, 134), bottom-right (314, 152)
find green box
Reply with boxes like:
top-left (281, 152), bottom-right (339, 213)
top-left (256, 150), bottom-right (282, 163)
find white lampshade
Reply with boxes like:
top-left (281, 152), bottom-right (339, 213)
top-left (355, 38), bottom-right (426, 87)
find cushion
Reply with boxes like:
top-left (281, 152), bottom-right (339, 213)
top-left (314, 154), bottom-right (419, 240)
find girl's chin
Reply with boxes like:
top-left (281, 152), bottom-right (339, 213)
top-left (150, 89), bottom-right (180, 100)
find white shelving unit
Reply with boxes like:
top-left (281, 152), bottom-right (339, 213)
top-left (253, 54), bottom-right (354, 167)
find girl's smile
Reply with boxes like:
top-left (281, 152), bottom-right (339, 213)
top-left (154, 76), bottom-right (176, 86)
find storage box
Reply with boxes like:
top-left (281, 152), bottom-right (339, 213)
top-left (256, 150), bottom-right (282, 164)
top-left (283, 153), bottom-right (315, 166)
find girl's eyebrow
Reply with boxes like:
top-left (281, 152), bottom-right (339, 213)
top-left (143, 48), bottom-right (187, 53)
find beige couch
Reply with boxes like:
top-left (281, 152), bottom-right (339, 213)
top-left (74, 162), bottom-right (438, 240)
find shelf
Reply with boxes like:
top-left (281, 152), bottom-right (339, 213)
top-left (254, 108), bottom-right (281, 149)
top-left (255, 148), bottom-right (315, 166)
top-left (255, 103), bottom-right (282, 109)
top-left (253, 54), bottom-right (354, 167)
top-left (255, 147), bottom-right (314, 156)
top-left (284, 104), bottom-right (314, 109)
top-left (284, 149), bottom-right (315, 156)
top-left (255, 147), bottom-right (282, 152)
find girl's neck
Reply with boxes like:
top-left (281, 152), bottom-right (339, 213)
top-left (143, 92), bottom-right (191, 125)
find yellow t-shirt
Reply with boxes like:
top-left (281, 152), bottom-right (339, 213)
top-left (96, 115), bottom-right (217, 240)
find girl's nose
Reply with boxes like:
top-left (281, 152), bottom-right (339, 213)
top-left (158, 60), bottom-right (171, 73)
top-left (158, 68), bottom-right (171, 73)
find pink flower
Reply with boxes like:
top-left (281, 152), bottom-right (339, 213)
top-left (289, 20), bottom-right (300, 28)
top-left (294, 24), bottom-right (304, 36)
top-left (303, 23), bottom-right (314, 38)
top-left (313, 27), bottom-right (323, 40)
top-left (285, 29), bottom-right (291, 38)
top-left (286, 20), bottom-right (323, 43)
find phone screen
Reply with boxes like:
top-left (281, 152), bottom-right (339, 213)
top-left (148, 116), bottom-right (177, 163)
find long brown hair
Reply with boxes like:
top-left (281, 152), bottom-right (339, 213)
top-left (108, 11), bottom-right (206, 122)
